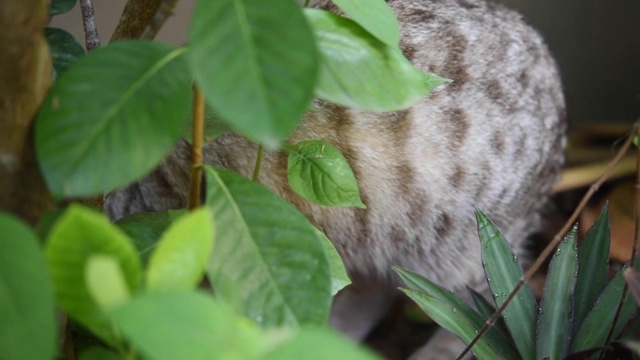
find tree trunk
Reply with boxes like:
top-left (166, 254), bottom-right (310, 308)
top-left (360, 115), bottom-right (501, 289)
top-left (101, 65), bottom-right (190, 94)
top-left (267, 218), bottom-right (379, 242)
top-left (0, 0), bottom-right (53, 225)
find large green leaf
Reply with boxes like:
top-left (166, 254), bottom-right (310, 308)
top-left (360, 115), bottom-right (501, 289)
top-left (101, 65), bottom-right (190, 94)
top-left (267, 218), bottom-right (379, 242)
top-left (45, 27), bottom-right (85, 79)
top-left (45, 205), bottom-right (142, 344)
top-left (572, 205), bottom-right (611, 336)
top-left (477, 210), bottom-right (536, 360)
top-left (85, 255), bottom-right (131, 311)
top-left (188, 0), bottom-right (318, 148)
top-left (395, 267), bottom-right (520, 360)
top-left (36, 40), bottom-right (192, 198)
top-left (146, 208), bottom-right (215, 292)
top-left (108, 291), bottom-right (265, 360)
top-left (287, 140), bottom-right (365, 208)
top-left (571, 261), bottom-right (640, 353)
top-left (204, 166), bottom-right (331, 328)
top-left (536, 226), bottom-right (578, 360)
top-left (315, 228), bottom-right (350, 295)
top-left (0, 214), bottom-right (57, 360)
top-left (330, 0), bottom-right (399, 46)
top-left (306, 9), bottom-right (444, 112)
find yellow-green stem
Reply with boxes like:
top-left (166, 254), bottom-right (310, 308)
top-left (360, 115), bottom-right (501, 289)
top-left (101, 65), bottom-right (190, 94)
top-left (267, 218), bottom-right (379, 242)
top-left (252, 145), bottom-right (265, 183)
top-left (188, 87), bottom-right (205, 211)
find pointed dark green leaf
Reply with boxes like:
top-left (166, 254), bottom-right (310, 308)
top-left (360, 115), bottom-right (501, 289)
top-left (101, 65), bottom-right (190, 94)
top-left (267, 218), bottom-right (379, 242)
top-left (306, 9), bottom-right (436, 112)
top-left (204, 166), bottom-right (331, 328)
top-left (395, 267), bottom-right (520, 360)
top-left (468, 288), bottom-right (513, 349)
top-left (330, 0), bottom-right (400, 46)
top-left (49, 0), bottom-right (77, 15)
top-left (45, 205), bottom-right (142, 344)
top-left (477, 210), bottom-right (536, 360)
top-left (536, 226), bottom-right (578, 360)
top-left (45, 27), bottom-right (85, 79)
top-left (146, 208), bottom-right (215, 292)
top-left (0, 214), bottom-right (57, 360)
top-left (107, 291), bottom-right (265, 360)
top-left (36, 40), bottom-right (192, 198)
top-left (188, 0), bottom-right (318, 148)
top-left (572, 261), bottom-right (640, 353)
top-left (573, 205), bottom-right (611, 336)
top-left (287, 140), bottom-right (365, 208)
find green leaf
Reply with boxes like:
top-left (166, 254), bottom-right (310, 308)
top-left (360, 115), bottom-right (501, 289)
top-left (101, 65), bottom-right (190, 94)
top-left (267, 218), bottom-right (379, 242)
top-left (330, 0), bottom-right (400, 46)
top-left (78, 347), bottom-right (121, 360)
top-left (35, 40), bottom-right (192, 198)
top-left (146, 208), bottom-right (215, 292)
top-left (45, 27), bottom-right (85, 80)
top-left (315, 228), bottom-right (350, 295)
top-left (306, 9), bottom-right (435, 112)
top-left (401, 289), bottom-right (503, 360)
top-left (287, 140), bottom-right (365, 208)
top-left (45, 205), bottom-right (142, 344)
top-left (573, 205), bottom-right (611, 336)
top-left (204, 166), bottom-right (331, 328)
top-left (0, 214), bottom-right (57, 360)
top-left (395, 267), bottom-right (520, 360)
top-left (49, 0), bottom-right (77, 15)
top-left (536, 226), bottom-right (578, 360)
top-left (423, 72), bottom-right (453, 89)
top-left (263, 328), bottom-right (381, 360)
top-left (467, 288), bottom-right (513, 348)
top-left (572, 261), bottom-right (640, 353)
top-left (116, 211), bottom-right (185, 265)
top-left (107, 291), bottom-right (265, 360)
top-left (188, 0), bottom-right (318, 148)
top-left (181, 105), bottom-right (232, 144)
top-left (477, 210), bottom-right (536, 360)
top-left (85, 255), bottom-right (131, 310)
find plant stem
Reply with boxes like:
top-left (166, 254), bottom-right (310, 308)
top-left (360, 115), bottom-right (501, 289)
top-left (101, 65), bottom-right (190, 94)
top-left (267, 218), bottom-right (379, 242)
top-left (252, 145), bottom-right (265, 183)
top-left (458, 124), bottom-right (639, 360)
top-left (188, 86), bottom-right (205, 211)
top-left (79, 0), bottom-right (101, 50)
top-left (140, 0), bottom-right (179, 40)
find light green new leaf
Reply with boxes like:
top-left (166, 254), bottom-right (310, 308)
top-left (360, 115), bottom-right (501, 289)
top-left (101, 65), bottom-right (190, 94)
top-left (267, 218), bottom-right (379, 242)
top-left (85, 255), bottom-right (131, 310)
top-left (306, 9), bottom-right (437, 112)
top-left (108, 291), bottom-right (265, 360)
top-left (573, 205), bottom-right (610, 336)
top-left (45, 27), bottom-right (85, 79)
top-left (315, 228), bottom-right (351, 295)
top-left (146, 208), bottom-right (215, 292)
top-left (36, 40), bottom-right (192, 198)
top-left (287, 140), bottom-right (365, 208)
top-left (536, 226), bottom-right (578, 360)
top-left (0, 214), bottom-right (57, 360)
top-left (330, 0), bottom-right (399, 46)
top-left (477, 210), bottom-right (536, 360)
top-left (188, 0), bottom-right (318, 148)
top-left (204, 166), bottom-right (332, 328)
top-left (395, 267), bottom-right (519, 360)
top-left (45, 205), bottom-right (142, 344)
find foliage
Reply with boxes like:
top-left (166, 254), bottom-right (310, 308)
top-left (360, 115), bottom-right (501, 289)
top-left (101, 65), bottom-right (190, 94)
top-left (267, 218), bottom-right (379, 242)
top-left (397, 206), bottom-right (640, 360)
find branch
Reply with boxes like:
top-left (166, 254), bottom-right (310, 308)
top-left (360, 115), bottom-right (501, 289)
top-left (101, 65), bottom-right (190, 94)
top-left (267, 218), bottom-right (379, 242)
top-left (79, 0), bottom-right (101, 50)
top-left (188, 86), bottom-right (205, 211)
top-left (140, 0), bottom-right (180, 40)
top-left (111, 0), bottom-right (161, 41)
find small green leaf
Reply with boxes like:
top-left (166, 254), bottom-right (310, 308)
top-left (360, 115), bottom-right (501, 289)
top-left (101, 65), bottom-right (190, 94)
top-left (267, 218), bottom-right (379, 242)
top-left (306, 9), bottom-right (436, 112)
top-left (204, 166), bottom-right (332, 328)
top-left (330, 0), bottom-right (400, 46)
top-left (0, 213), bottom-right (57, 360)
top-left (36, 40), bottom-right (192, 198)
top-left (49, 0), bottom-right (77, 15)
top-left (477, 210), bottom-right (536, 360)
top-left (146, 208), bottom-right (215, 292)
top-left (188, 0), bottom-right (318, 148)
top-left (287, 140), bottom-right (365, 208)
top-left (263, 328), bottom-right (381, 360)
top-left (316, 228), bottom-right (351, 295)
top-left (573, 205), bottom-right (611, 336)
top-left (85, 255), bottom-right (131, 310)
top-left (572, 261), bottom-right (640, 353)
top-left (536, 226), bottom-right (578, 360)
top-left (45, 205), bottom-right (142, 344)
top-left (395, 267), bottom-right (520, 360)
top-left (107, 291), bottom-right (265, 360)
top-left (402, 289), bottom-right (502, 360)
top-left (45, 27), bottom-right (85, 79)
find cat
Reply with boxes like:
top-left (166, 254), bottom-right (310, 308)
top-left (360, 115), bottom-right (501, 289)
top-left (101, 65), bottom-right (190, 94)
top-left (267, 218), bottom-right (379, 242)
top-left (105, 0), bottom-right (566, 358)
